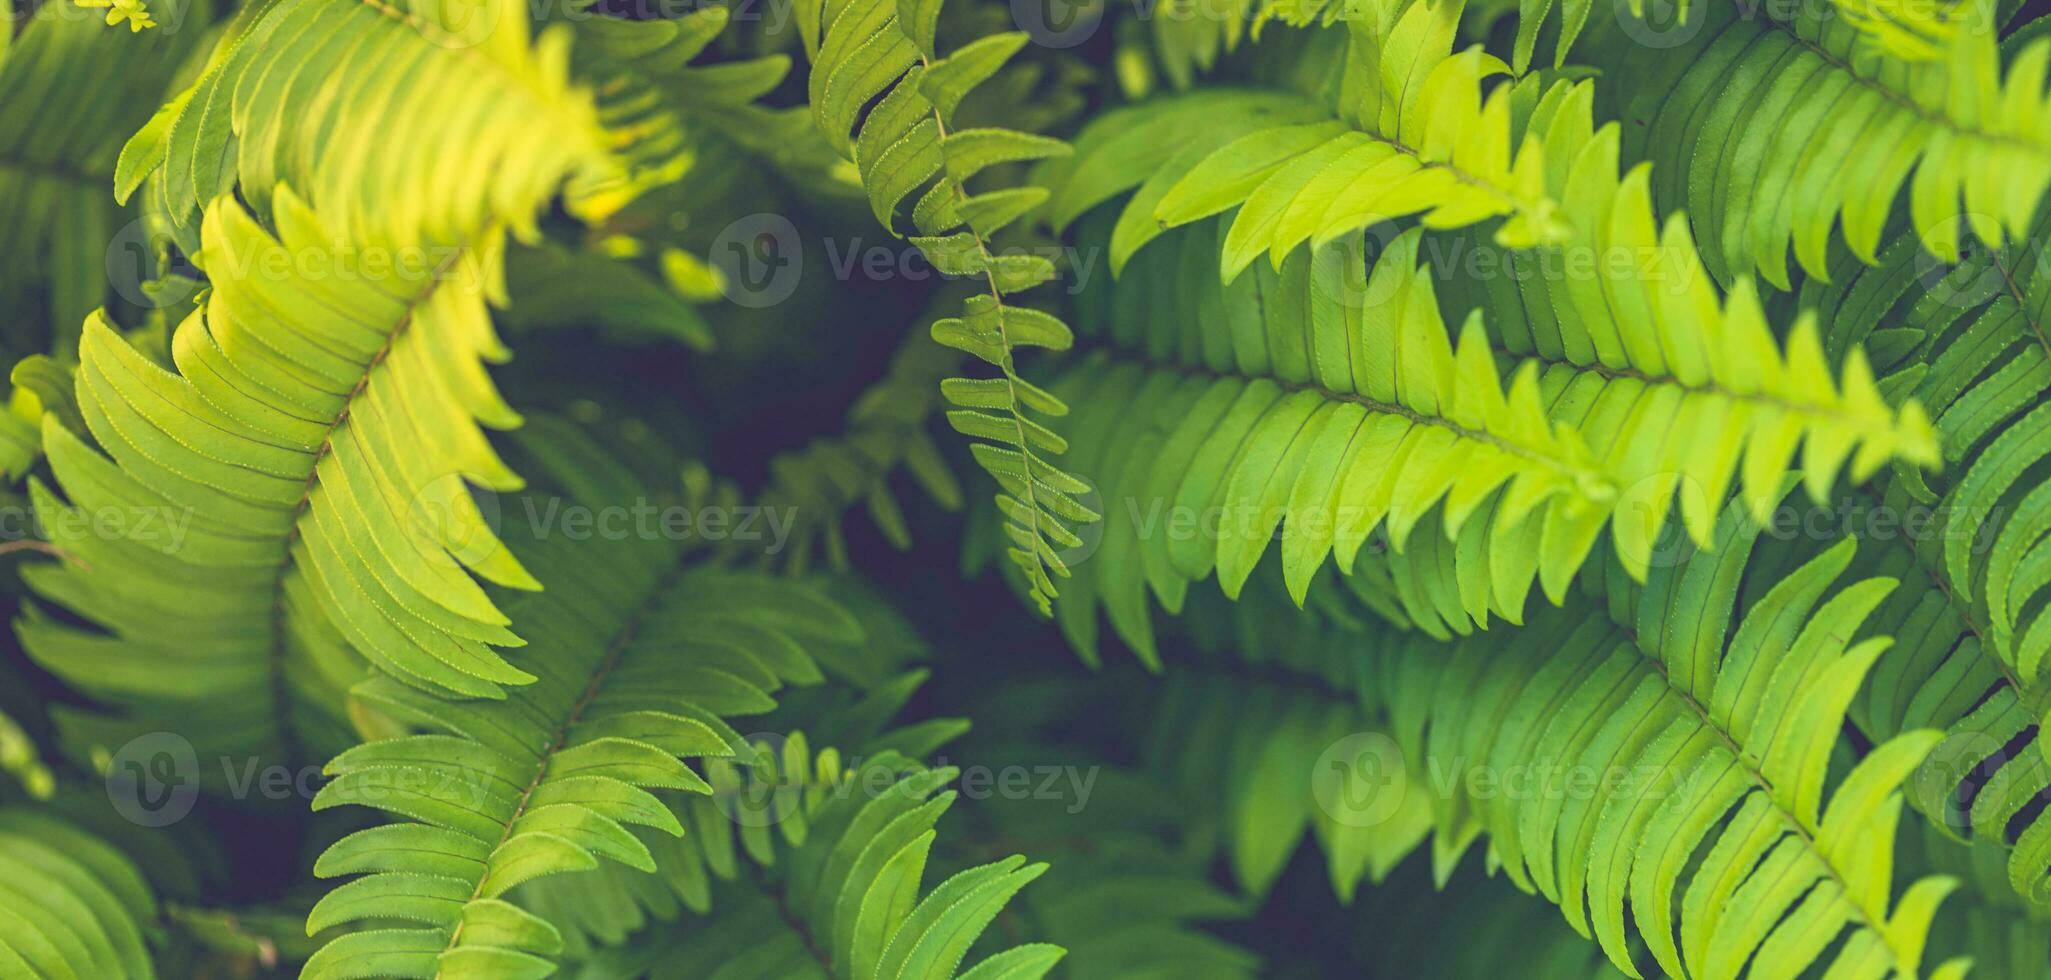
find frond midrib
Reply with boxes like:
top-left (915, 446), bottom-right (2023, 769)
top-left (1860, 484), bottom-right (2045, 710)
top-left (437, 559), bottom-right (682, 958)
top-left (1989, 246), bottom-right (2051, 361)
top-left (1499, 343), bottom-right (1913, 449)
top-left (1331, 121), bottom-right (1549, 232)
top-left (353, 0), bottom-right (576, 117)
top-left (1758, 13), bottom-right (2048, 159)
top-left (1605, 615), bottom-right (1922, 974)
top-left (918, 50), bottom-right (1061, 599)
top-left (762, 863), bottom-right (838, 972)
top-left (261, 245), bottom-right (468, 760)
top-left (1082, 344), bottom-right (1615, 493)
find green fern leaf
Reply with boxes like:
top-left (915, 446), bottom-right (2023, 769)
top-left (0, 1), bottom-right (210, 352)
top-left (1402, 508), bottom-right (1960, 979)
top-left (21, 188), bottom-right (545, 766)
top-left (1598, 0), bottom-right (2051, 286)
top-left (807, 0), bottom-right (1097, 616)
top-left (302, 420), bottom-right (876, 977)
top-left (1045, 1), bottom-right (1574, 278)
top-left (0, 809), bottom-right (159, 979)
top-left (131, 0), bottom-right (621, 249)
top-left (1036, 209), bottom-right (1935, 660)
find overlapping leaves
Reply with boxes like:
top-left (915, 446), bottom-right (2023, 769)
top-left (0, 809), bottom-right (158, 979)
top-left (1040, 210), bottom-right (1935, 659)
top-left (22, 188), bottom-right (542, 765)
top-left (1397, 510), bottom-right (1966, 980)
top-left (302, 421), bottom-right (876, 977)
top-left (1043, 0), bottom-right (1570, 278)
top-left (804, 0), bottom-right (1096, 615)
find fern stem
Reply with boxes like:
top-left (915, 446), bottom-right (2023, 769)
top-left (921, 56), bottom-right (1062, 604)
top-left (1989, 245), bottom-right (2051, 361)
top-left (1494, 342), bottom-right (1922, 446)
top-left (1611, 620), bottom-right (1929, 973)
top-left (440, 561), bottom-right (682, 957)
top-left (1760, 15), bottom-right (2047, 159)
top-left (761, 862), bottom-right (837, 970)
top-left (1087, 351), bottom-right (1617, 491)
top-left (265, 245), bottom-right (465, 767)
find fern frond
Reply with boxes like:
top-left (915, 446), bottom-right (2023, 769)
top-left (1403, 506), bottom-right (1964, 979)
top-left (568, 4), bottom-right (835, 208)
top-left (0, 708), bottom-right (53, 800)
top-left (124, 0), bottom-right (621, 249)
top-left (514, 729), bottom-right (858, 955)
top-left (1147, 667), bottom-right (1435, 899)
top-left (1906, 822), bottom-right (2051, 979)
top-left (1039, 211), bottom-right (1933, 656)
top-left (1592, 0), bottom-right (2051, 286)
top-left (1514, 0), bottom-right (1967, 69)
top-left (511, 666), bottom-right (968, 956)
top-left (1045, 1), bottom-right (1574, 279)
top-left (566, 754), bottom-right (1056, 980)
top-left (937, 742), bottom-right (1262, 977)
top-left (21, 188), bottom-right (540, 766)
top-left (1809, 204), bottom-right (2051, 681)
top-left (1052, 221), bottom-right (1614, 598)
top-left (1791, 202), bottom-right (2051, 910)
top-left (301, 419), bottom-right (878, 977)
top-left (0, 355), bottom-right (76, 483)
top-left (806, 0), bottom-right (1097, 615)
top-left (0, 1), bottom-right (208, 351)
top-left (0, 808), bottom-right (159, 979)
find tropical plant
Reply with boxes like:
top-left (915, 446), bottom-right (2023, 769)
top-left (0, 0), bottom-right (2048, 974)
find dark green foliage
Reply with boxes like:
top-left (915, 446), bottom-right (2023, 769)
top-left (0, 0), bottom-right (2049, 976)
